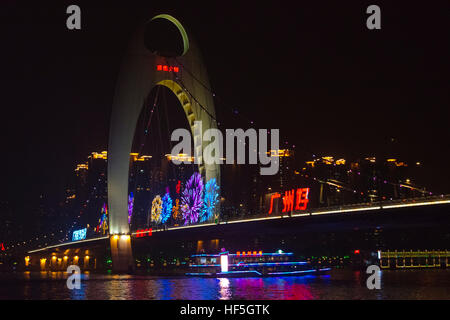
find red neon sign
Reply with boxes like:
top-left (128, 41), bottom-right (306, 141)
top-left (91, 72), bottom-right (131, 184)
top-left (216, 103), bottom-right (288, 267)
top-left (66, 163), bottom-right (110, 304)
top-left (282, 190), bottom-right (295, 212)
top-left (0, 243), bottom-right (4, 251)
top-left (268, 187), bottom-right (310, 214)
top-left (136, 228), bottom-right (152, 238)
top-left (268, 193), bottom-right (281, 214)
top-left (156, 65), bottom-right (179, 73)
top-left (295, 188), bottom-right (309, 211)
top-left (176, 180), bottom-right (181, 194)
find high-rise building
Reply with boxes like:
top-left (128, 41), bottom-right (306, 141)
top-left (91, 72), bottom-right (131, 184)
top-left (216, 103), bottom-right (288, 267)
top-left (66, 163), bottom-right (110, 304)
top-left (300, 155), bottom-right (428, 207)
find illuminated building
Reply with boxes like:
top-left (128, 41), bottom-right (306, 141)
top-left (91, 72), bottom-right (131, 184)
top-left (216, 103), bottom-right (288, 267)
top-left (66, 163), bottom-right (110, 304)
top-left (164, 154), bottom-right (196, 186)
top-left (129, 154), bottom-right (153, 229)
top-left (301, 155), bottom-right (428, 206)
top-left (268, 149), bottom-right (295, 191)
top-left (66, 151), bottom-right (160, 235)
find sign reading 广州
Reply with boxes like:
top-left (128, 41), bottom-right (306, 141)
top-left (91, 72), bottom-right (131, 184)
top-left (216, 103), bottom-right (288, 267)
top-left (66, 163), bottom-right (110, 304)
top-left (267, 187), bottom-right (310, 215)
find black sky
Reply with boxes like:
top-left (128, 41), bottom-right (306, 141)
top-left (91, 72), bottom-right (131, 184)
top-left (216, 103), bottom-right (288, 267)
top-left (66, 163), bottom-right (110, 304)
top-left (0, 1), bottom-right (449, 213)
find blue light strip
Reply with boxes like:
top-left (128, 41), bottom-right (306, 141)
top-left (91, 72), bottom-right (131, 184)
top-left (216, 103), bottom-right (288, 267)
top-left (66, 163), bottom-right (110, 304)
top-left (268, 268), bottom-right (331, 274)
top-left (190, 264), bottom-right (221, 267)
top-left (267, 269), bottom-right (316, 275)
top-left (187, 268), bottom-right (331, 276)
top-left (234, 261), bottom-right (307, 267)
top-left (267, 268), bottom-right (331, 275)
top-left (217, 270), bottom-right (262, 276)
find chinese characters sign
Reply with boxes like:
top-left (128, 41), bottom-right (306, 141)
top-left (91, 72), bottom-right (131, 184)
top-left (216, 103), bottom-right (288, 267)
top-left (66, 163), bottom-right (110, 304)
top-left (268, 187), bottom-right (310, 214)
top-left (156, 65), bottom-right (179, 73)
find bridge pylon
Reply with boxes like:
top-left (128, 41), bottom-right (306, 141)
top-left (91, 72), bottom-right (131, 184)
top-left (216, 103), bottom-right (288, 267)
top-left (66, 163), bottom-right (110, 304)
top-left (107, 14), bottom-right (219, 272)
top-left (109, 235), bottom-right (134, 273)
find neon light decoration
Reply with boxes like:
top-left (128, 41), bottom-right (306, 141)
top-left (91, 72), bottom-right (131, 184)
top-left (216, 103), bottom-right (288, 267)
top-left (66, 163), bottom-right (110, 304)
top-left (0, 243), bottom-right (5, 251)
top-left (172, 198), bottom-right (181, 220)
top-left (282, 189), bottom-right (295, 212)
top-left (128, 192), bottom-right (134, 225)
top-left (268, 187), bottom-right (310, 214)
top-left (72, 228), bottom-right (87, 241)
top-left (176, 180), bottom-right (181, 194)
top-left (156, 65), bottom-right (179, 73)
top-left (190, 261), bottom-right (307, 268)
top-left (97, 203), bottom-right (109, 235)
top-left (217, 270), bottom-right (262, 276)
top-left (151, 195), bottom-right (163, 224)
top-left (268, 193), bottom-right (281, 214)
top-left (161, 192), bottom-right (173, 224)
top-left (267, 268), bottom-right (331, 275)
top-left (136, 228), bottom-right (152, 238)
top-left (295, 188), bottom-right (309, 210)
top-left (200, 178), bottom-right (219, 222)
top-left (181, 172), bottom-right (204, 225)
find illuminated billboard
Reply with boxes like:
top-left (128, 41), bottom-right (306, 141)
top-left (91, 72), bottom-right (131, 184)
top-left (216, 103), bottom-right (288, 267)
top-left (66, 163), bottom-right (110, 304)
top-left (72, 228), bottom-right (87, 241)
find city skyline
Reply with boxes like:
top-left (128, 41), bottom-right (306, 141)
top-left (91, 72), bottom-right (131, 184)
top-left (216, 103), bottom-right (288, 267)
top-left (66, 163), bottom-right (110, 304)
top-left (1, 3), bottom-right (448, 213)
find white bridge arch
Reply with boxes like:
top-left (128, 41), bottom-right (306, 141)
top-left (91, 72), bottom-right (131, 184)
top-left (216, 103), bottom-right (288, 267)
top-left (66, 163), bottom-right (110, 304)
top-left (107, 14), bottom-right (220, 271)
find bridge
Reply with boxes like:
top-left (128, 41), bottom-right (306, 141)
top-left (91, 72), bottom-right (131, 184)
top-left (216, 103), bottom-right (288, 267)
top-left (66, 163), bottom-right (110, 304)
top-left (22, 195), bottom-right (450, 272)
top-left (2, 14), bottom-right (449, 273)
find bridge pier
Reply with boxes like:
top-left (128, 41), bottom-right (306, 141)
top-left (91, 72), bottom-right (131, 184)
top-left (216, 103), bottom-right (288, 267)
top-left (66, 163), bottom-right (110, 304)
top-left (110, 235), bottom-right (134, 273)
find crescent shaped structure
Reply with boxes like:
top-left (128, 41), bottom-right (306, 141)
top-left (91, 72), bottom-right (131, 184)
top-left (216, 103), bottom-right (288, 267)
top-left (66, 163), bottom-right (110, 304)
top-left (108, 14), bottom-right (220, 272)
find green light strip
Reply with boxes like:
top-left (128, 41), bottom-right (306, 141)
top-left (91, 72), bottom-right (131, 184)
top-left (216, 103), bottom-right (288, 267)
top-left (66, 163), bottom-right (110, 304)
top-left (151, 14), bottom-right (189, 56)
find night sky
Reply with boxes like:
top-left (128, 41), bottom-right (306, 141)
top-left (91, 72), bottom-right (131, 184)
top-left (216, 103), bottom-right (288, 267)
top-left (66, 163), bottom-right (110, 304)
top-left (1, 1), bottom-right (449, 216)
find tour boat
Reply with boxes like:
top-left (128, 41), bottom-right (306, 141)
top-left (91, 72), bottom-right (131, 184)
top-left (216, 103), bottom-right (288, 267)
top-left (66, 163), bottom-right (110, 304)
top-left (186, 250), bottom-right (331, 277)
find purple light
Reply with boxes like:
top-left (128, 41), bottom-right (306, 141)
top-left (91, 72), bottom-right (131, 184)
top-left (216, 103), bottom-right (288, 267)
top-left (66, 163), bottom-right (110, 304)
top-left (127, 192), bottom-right (134, 224)
top-left (181, 172), bottom-right (204, 225)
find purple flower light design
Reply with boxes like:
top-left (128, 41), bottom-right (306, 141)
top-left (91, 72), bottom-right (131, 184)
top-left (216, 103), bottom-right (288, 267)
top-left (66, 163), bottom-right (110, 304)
top-left (181, 172), bottom-right (204, 225)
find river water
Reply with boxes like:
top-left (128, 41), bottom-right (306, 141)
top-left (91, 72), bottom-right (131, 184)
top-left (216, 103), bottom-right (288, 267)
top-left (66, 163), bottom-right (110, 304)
top-left (0, 269), bottom-right (448, 300)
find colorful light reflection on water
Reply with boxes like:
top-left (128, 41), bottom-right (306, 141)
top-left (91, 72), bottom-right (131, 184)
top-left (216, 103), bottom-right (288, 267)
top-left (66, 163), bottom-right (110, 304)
top-left (0, 269), bottom-right (449, 300)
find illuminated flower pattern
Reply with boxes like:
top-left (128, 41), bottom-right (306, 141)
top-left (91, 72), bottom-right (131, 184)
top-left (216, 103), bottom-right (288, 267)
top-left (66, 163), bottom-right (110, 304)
top-left (172, 199), bottom-right (181, 220)
top-left (181, 172), bottom-right (204, 225)
top-left (151, 195), bottom-right (162, 224)
top-left (200, 178), bottom-right (219, 222)
top-left (161, 192), bottom-right (173, 224)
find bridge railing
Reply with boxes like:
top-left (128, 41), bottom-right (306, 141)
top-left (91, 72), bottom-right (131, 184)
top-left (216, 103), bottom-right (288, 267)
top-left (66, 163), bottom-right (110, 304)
top-left (25, 194), bottom-right (450, 253)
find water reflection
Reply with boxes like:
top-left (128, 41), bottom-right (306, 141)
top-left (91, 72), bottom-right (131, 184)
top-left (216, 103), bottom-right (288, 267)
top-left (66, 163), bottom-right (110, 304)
top-left (218, 278), bottom-right (231, 300)
top-left (0, 269), bottom-right (448, 300)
